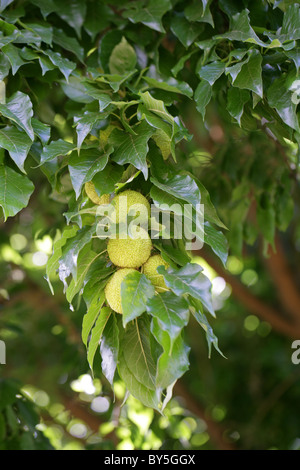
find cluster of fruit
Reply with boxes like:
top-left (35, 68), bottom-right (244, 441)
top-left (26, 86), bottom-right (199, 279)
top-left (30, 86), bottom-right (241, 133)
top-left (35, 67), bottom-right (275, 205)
top-left (85, 182), bottom-right (169, 314)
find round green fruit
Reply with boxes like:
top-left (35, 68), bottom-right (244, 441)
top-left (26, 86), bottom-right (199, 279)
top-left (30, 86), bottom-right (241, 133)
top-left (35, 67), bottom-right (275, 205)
top-left (107, 228), bottom-right (152, 268)
top-left (105, 268), bottom-right (137, 314)
top-left (112, 189), bottom-right (150, 223)
top-left (85, 182), bottom-right (110, 205)
top-left (143, 254), bottom-right (169, 291)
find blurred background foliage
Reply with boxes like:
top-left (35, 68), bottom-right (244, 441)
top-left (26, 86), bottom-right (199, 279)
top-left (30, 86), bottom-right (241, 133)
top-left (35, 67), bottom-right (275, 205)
top-left (1, 0), bottom-right (300, 451)
top-left (1, 100), bottom-right (300, 450)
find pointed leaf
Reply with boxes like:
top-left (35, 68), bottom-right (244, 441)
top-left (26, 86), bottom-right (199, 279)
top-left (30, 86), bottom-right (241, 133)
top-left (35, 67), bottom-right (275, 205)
top-left (0, 126), bottom-right (32, 173)
top-left (146, 291), bottom-right (190, 352)
top-left (110, 121), bottom-right (154, 179)
top-left (121, 271), bottom-right (155, 326)
top-left (0, 165), bottom-right (34, 221)
top-left (87, 307), bottom-right (112, 373)
top-left (158, 263), bottom-right (215, 316)
top-left (100, 312), bottom-right (119, 386)
top-left (0, 92), bottom-right (34, 140)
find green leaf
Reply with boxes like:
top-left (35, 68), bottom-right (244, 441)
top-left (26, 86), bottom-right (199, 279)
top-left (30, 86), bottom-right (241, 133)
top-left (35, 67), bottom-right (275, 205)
top-left (266, 4), bottom-right (300, 43)
top-left (139, 91), bottom-right (174, 137)
top-left (151, 318), bottom-right (190, 389)
top-left (267, 73), bottom-right (299, 131)
top-left (5, 405), bottom-right (19, 437)
top-left (226, 87), bottom-right (250, 125)
top-left (190, 174), bottom-right (227, 229)
top-left (190, 299), bottom-right (224, 358)
top-left (87, 307), bottom-right (112, 373)
top-left (232, 51), bottom-right (263, 98)
top-left (151, 173), bottom-right (201, 209)
top-left (146, 291), bottom-right (190, 352)
top-left (25, 22), bottom-right (53, 45)
top-left (60, 77), bottom-right (95, 104)
top-left (184, 0), bottom-right (214, 27)
top-left (0, 165), bottom-right (34, 221)
top-left (98, 71), bottom-right (137, 93)
top-left (157, 263), bottom-right (215, 316)
top-left (257, 194), bottom-right (276, 248)
top-left (65, 249), bottom-right (108, 305)
top-left (0, 379), bottom-right (19, 409)
top-left (158, 263), bottom-right (215, 316)
top-left (43, 49), bottom-right (76, 81)
top-left (110, 121), bottom-right (154, 179)
top-left (2, 43), bottom-right (26, 74)
top-left (0, 19), bottom-right (19, 48)
top-left (0, 92), bottom-right (34, 140)
top-left (109, 37), bottom-right (137, 75)
top-left (30, 0), bottom-right (56, 17)
top-left (54, 0), bottom-right (87, 38)
top-left (0, 53), bottom-right (10, 80)
top-left (83, 83), bottom-right (112, 110)
top-left (46, 225), bottom-right (79, 294)
top-left (82, 285), bottom-right (106, 347)
top-left (84, 1), bottom-right (112, 40)
top-left (74, 112), bottom-right (104, 149)
top-left (40, 139), bottom-right (75, 165)
top-left (92, 163), bottom-right (124, 196)
top-left (100, 312), bottom-right (119, 386)
top-left (204, 222), bottom-right (228, 267)
top-left (53, 27), bottom-right (84, 62)
top-left (123, 0), bottom-right (172, 33)
top-left (198, 61), bottom-right (225, 86)
top-left (68, 148), bottom-right (110, 199)
top-left (214, 9), bottom-right (268, 47)
top-left (59, 226), bottom-right (95, 288)
top-left (0, 0), bottom-right (14, 13)
top-left (118, 316), bottom-right (161, 410)
top-left (121, 271), bottom-right (155, 327)
top-left (32, 118), bottom-right (51, 145)
top-left (194, 80), bottom-right (212, 119)
top-left (143, 76), bottom-right (193, 98)
top-left (285, 48), bottom-right (300, 73)
top-left (170, 15), bottom-right (202, 48)
top-left (0, 126), bottom-right (32, 173)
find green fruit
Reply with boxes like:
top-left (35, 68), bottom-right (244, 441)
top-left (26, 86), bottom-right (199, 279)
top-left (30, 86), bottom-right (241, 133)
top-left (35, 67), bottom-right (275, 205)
top-left (107, 228), bottom-right (152, 268)
top-left (112, 189), bottom-right (150, 223)
top-left (143, 254), bottom-right (169, 291)
top-left (105, 268), bottom-right (136, 314)
top-left (85, 182), bottom-right (110, 205)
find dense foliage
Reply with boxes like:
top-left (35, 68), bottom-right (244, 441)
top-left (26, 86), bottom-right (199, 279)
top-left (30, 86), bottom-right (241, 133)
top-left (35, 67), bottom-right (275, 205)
top-left (1, 0), bottom-right (300, 450)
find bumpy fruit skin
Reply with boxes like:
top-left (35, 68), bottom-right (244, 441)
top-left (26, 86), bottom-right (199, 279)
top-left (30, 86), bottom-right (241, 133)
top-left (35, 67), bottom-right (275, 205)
top-left (107, 228), bottom-right (152, 268)
top-left (85, 182), bottom-right (110, 205)
top-left (112, 189), bottom-right (150, 223)
top-left (105, 268), bottom-right (136, 314)
top-left (143, 254), bottom-right (169, 291)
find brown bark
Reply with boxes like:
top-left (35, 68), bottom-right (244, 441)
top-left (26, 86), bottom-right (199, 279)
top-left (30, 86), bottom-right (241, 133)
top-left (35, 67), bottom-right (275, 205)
top-left (265, 236), bottom-right (300, 326)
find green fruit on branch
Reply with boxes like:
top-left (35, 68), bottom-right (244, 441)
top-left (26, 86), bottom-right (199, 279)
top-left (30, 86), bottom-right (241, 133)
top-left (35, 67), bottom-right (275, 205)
top-left (112, 189), bottom-right (150, 223)
top-left (105, 268), bottom-right (137, 314)
top-left (143, 254), bottom-right (169, 291)
top-left (85, 182), bottom-right (110, 205)
top-left (107, 228), bottom-right (152, 268)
